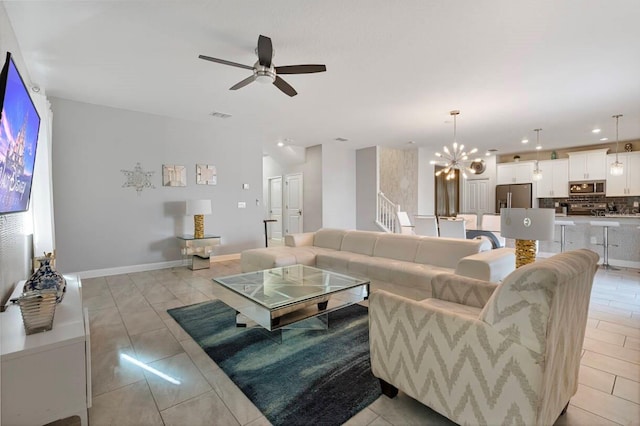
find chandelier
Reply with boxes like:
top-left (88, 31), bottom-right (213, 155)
top-left (433, 110), bottom-right (478, 180)
top-left (532, 128), bottom-right (543, 181)
top-left (610, 114), bottom-right (624, 176)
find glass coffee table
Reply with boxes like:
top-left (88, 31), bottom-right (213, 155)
top-left (211, 265), bottom-right (370, 331)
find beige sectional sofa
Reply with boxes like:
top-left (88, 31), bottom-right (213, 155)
top-left (241, 228), bottom-right (515, 300)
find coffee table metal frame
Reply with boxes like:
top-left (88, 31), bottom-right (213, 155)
top-left (211, 265), bottom-right (370, 331)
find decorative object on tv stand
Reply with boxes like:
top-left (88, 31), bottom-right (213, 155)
top-left (532, 128), bottom-right (543, 181)
top-left (196, 164), bottom-right (217, 185)
top-left (121, 162), bottom-right (155, 194)
top-left (23, 252), bottom-right (66, 303)
top-left (624, 143), bottom-right (632, 152)
top-left (18, 289), bottom-right (57, 335)
top-left (186, 199), bottom-right (212, 239)
top-left (431, 110), bottom-right (479, 180)
top-left (162, 164), bottom-right (187, 187)
top-left (610, 114), bottom-right (624, 176)
top-left (500, 208), bottom-right (555, 268)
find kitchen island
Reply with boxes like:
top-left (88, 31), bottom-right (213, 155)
top-left (538, 215), bottom-right (640, 268)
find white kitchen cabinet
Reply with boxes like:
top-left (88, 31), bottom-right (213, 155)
top-left (496, 161), bottom-right (534, 185)
top-left (568, 149), bottom-right (608, 181)
top-left (463, 178), bottom-right (490, 213)
top-left (1, 276), bottom-right (90, 426)
top-left (535, 159), bottom-right (569, 198)
top-left (606, 151), bottom-right (640, 196)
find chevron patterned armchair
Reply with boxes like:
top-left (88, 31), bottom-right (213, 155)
top-left (369, 249), bottom-right (599, 425)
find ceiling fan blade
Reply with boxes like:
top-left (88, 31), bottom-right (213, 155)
top-left (275, 64), bottom-right (327, 74)
top-left (273, 76), bottom-right (297, 97)
top-left (257, 35), bottom-right (273, 67)
top-left (198, 55), bottom-right (253, 71)
top-left (230, 75), bottom-right (257, 90)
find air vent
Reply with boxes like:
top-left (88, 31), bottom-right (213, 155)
top-left (334, 137), bottom-right (349, 142)
top-left (210, 111), bottom-right (232, 119)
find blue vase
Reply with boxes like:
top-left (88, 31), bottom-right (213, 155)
top-left (24, 258), bottom-right (66, 303)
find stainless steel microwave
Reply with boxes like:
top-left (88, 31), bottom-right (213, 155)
top-left (569, 181), bottom-right (606, 196)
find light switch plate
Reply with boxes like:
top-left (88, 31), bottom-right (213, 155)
top-left (238, 202), bottom-right (246, 208)
top-left (242, 183), bottom-right (250, 190)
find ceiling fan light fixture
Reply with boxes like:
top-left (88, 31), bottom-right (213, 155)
top-left (610, 114), bottom-right (624, 176)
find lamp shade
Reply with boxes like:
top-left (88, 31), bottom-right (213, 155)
top-left (500, 208), bottom-right (555, 241)
top-left (186, 199), bottom-right (212, 216)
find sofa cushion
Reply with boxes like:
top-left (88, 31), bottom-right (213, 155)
top-left (316, 251), bottom-right (372, 273)
top-left (240, 246), bottom-right (334, 272)
top-left (373, 234), bottom-right (421, 262)
top-left (313, 229), bottom-right (347, 250)
top-left (340, 231), bottom-right (380, 256)
top-left (415, 236), bottom-right (490, 268)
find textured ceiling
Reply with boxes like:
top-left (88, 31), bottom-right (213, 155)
top-left (4, 0), bottom-right (640, 158)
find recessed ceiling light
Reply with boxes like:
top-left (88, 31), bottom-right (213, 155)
top-left (485, 152), bottom-right (491, 156)
top-left (277, 141), bottom-right (284, 147)
top-left (521, 139), bottom-right (529, 144)
top-left (600, 137), bottom-right (609, 141)
top-left (535, 145), bottom-right (542, 150)
top-left (407, 141), bottom-right (415, 145)
top-left (592, 128), bottom-right (601, 134)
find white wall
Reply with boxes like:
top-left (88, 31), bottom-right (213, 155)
top-left (321, 143), bottom-right (356, 229)
top-left (356, 146), bottom-right (379, 230)
top-left (51, 98), bottom-right (264, 274)
top-left (417, 147), bottom-right (436, 215)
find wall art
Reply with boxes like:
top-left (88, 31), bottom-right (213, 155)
top-left (162, 165), bottom-right (187, 187)
top-left (121, 162), bottom-right (155, 194)
top-left (196, 164), bottom-right (217, 185)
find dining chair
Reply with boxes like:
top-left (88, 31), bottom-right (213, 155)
top-left (413, 216), bottom-right (439, 237)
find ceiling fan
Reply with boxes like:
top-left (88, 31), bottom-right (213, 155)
top-left (198, 35), bottom-right (326, 97)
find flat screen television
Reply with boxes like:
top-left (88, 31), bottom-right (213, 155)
top-left (0, 51), bottom-right (41, 215)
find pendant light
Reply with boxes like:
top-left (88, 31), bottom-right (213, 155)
top-left (433, 110), bottom-right (479, 180)
top-left (531, 128), bottom-right (543, 181)
top-left (610, 114), bottom-right (624, 176)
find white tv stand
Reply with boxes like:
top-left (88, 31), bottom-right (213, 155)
top-left (1, 276), bottom-right (91, 425)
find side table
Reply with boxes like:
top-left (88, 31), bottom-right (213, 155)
top-left (176, 234), bottom-right (221, 270)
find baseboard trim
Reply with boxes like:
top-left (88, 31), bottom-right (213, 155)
top-left (73, 253), bottom-right (241, 279)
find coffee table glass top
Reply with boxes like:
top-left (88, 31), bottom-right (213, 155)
top-left (212, 265), bottom-right (369, 310)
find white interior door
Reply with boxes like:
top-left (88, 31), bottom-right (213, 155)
top-left (268, 176), bottom-right (283, 241)
top-left (285, 173), bottom-right (303, 235)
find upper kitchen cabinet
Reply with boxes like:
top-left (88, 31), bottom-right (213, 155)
top-left (606, 151), bottom-right (640, 196)
top-left (535, 159), bottom-right (569, 198)
top-left (496, 161), bottom-right (534, 185)
top-left (568, 148), bottom-right (608, 181)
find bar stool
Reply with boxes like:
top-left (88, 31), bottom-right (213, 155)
top-left (555, 220), bottom-right (575, 252)
top-left (589, 221), bottom-right (620, 270)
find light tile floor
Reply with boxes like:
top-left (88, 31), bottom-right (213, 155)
top-left (74, 260), bottom-right (639, 426)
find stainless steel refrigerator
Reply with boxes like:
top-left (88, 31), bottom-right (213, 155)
top-left (496, 183), bottom-right (532, 213)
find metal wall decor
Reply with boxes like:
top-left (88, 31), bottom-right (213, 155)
top-left (121, 162), bottom-right (155, 194)
top-left (196, 164), bottom-right (217, 185)
top-left (162, 165), bottom-right (187, 187)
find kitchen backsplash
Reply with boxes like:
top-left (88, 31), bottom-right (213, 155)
top-left (538, 196), bottom-right (640, 214)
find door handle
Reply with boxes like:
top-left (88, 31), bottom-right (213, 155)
top-left (298, 210), bottom-right (302, 215)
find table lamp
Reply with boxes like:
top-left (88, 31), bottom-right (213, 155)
top-left (500, 208), bottom-right (555, 268)
top-left (186, 199), bottom-right (212, 239)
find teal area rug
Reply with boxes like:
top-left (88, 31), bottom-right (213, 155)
top-left (167, 300), bottom-right (381, 426)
